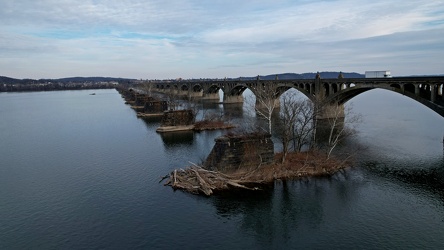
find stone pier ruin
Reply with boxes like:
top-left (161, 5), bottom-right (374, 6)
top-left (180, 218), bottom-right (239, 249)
top-left (204, 133), bottom-right (274, 172)
top-left (156, 109), bottom-right (195, 132)
top-left (143, 100), bottom-right (168, 114)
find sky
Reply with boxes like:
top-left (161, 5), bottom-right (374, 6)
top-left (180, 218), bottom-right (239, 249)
top-left (1, 0), bottom-right (444, 79)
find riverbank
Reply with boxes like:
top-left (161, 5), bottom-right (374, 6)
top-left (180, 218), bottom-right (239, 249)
top-left (162, 150), bottom-right (349, 196)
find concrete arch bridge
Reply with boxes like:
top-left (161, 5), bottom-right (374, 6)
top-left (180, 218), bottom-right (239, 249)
top-left (151, 73), bottom-right (444, 119)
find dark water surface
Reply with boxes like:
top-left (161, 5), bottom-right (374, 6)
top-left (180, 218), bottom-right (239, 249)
top-left (1, 89), bottom-right (443, 249)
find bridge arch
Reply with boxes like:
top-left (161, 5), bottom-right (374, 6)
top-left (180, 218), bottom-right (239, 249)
top-left (332, 83), bottom-right (339, 94)
top-left (276, 86), bottom-right (314, 102)
top-left (390, 83), bottom-right (401, 91)
top-left (193, 84), bottom-right (202, 92)
top-left (328, 85), bottom-right (444, 117)
top-left (305, 83), bottom-right (311, 93)
top-left (275, 84), bottom-right (314, 102)
top-left (404, 83), bottom-right (415, 94)
top-left (323, 83), bottom-right (330, 97)
top-left (230, 85), bottom-right (248, 96)
top-left (419, 83), bottom-right (432, 99)
top-left (219, 84), bottom-right (246, 103)
top-left (206, 84), bottom-right (222, 94)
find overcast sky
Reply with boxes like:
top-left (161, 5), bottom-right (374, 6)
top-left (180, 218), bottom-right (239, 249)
top-left (1, 0), bottom-right (443, 79)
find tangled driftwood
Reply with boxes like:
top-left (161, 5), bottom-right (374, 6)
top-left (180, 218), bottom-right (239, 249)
top-left (161, 163), bottom-right (261, 196)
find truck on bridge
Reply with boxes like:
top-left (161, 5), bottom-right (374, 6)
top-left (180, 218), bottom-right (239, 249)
top-left (365, 70), bottom-right (392, 78)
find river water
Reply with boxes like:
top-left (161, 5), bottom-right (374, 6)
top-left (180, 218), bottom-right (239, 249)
top-left (1, 89), bottom-right (443, 249)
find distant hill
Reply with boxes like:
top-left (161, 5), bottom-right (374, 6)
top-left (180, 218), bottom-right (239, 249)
top-left (0, 76), bottom-right (23, 84)
top-left (0, 76), bottom-right (136, 85)
top-left (253, 72), bottom-right (364, 80)
top-left (51, 77), bottom-right (136, 83)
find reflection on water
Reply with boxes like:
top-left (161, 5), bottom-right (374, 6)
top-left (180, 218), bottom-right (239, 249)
top-left (213, 180), bottom-right (326, 246)
top-left (365, 159), bottom-right (444, 203)
top-left (219, 103), bottom-right (245, 121)
top-left (200, 100), bottom-right (223, 110)
top-left (159, 130), bottom-right (195, 147)
top-left (139, 115), bottom-right (162, 124)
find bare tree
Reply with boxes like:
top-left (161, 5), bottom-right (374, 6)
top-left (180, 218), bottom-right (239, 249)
top-left (277, 94), bottom-right (316, 163)
top-left (278, 95), bottom-right (299, 163)
top-left (139, 81), bottom-right (153, 95)
top-left (184, 92), bottom-right (199, 116)
top-left (292, 99), bottom-right (316, 152)
top-left (249, 80), bottom-right (280, 134)
top-left (163, 89), bottom-right (182, 111)
top-left (277, 91), bottom-right (361, 162)
top-left (321, 103), bottom-right (361, 160)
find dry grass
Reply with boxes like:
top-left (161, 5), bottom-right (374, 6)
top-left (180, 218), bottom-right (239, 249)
top-left (229, 150), bottom-right (347, 183)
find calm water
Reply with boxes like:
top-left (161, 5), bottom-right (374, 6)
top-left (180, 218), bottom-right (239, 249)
top-left (1, 89), bottom-right (443, 249)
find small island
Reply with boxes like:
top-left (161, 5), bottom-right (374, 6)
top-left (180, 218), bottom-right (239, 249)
top-left (161, 132), bottom-right (349, 196)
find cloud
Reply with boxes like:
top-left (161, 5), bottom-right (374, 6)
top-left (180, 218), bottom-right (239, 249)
top-left (1, 0), bottom-right (444, 78)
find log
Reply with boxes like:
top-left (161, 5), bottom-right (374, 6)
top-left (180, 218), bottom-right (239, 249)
top-left (159, 174), bottom-right (169, 183)
top-left (173, 170), bottom-right (177, 186)
top-left (226, 181), bottom-right (260, 191)
top-left (191, 168), bottom-right (213, 196)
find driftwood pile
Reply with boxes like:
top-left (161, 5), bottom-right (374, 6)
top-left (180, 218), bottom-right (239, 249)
top-left (161, 163), bottom-right (261, 196)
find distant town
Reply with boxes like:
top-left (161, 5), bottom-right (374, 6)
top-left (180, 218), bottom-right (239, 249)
top-left (0, 76), bottom-right (137, 92)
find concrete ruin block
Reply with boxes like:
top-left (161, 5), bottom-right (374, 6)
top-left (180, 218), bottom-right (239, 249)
top-left (204, 133), bottom-right (274, 172)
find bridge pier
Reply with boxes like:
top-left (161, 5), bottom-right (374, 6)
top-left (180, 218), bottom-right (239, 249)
top-left (255, 98), bottom-right (280, 110)
top-left (438, 85), bottom-right (443, 100)
top-left (223, 94), bottom-right (243, 104)
top-left (315, 103), bottom-right (345, 142)
top-left (316, 103), bottom-right (345, 120)
top-left (204, 133), bottom-right (274, 172)
top-left (175, 90), bottom-right (187, 97)
top-left (415, 85), bottom-right (420, 95)
top-left (187, 90), bottom-right (203, 98)
top-left (316, 117), bottom-right (345, 142)
top-left (441, 85), bottom-right (444, 101)
top-left (201, 92), bottom-right (220, 101)
top-left (165, 88), bottom-right (174, 96)
top-left (431, 85), bottom-right (436, 102)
